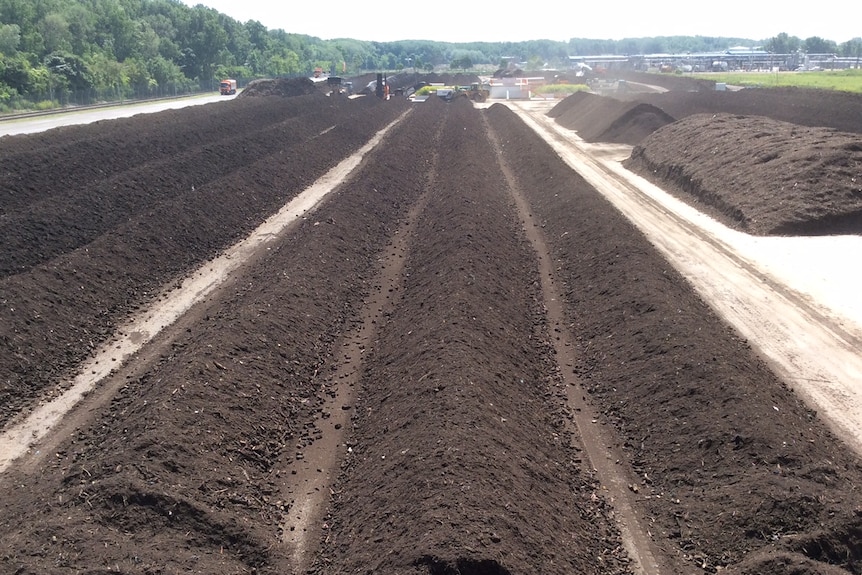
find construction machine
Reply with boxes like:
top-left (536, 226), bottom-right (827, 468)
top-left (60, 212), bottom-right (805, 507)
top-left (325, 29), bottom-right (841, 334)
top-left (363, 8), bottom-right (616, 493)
top-left (326, 76), bottom-right (345, 95)
top-left (422, 83), bottom-right (490, 103)
top-left (463, 82), bottom-right (490, 102)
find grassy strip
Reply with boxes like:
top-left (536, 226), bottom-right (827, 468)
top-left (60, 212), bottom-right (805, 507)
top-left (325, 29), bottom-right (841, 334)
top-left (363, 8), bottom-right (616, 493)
top-left (691, 68), bottom-right (862, 92)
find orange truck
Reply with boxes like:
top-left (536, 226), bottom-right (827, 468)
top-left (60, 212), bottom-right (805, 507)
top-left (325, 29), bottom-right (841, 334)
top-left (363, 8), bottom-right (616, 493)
top-left (219, 78), bottom-right (237, 95)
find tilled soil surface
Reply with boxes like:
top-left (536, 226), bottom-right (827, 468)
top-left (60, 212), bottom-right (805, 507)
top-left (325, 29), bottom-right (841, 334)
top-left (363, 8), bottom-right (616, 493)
top-left (0, 92), bottom-right (408, 428)
top-left (1, 83), bottom-right (861, 575)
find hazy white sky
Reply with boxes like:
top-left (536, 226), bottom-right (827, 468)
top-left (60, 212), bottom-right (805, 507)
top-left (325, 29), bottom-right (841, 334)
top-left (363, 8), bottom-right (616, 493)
top-left (180, 0), bottom-right (860, 44)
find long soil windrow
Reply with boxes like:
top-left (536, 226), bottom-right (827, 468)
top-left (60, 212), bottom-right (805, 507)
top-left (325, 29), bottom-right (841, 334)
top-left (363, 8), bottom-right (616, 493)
top-left (0, 96), bottom-right (429, 574)
top-left (487, 102), bottom-right (862, 575)
top-left (0, 95), bottom-right (409, 429)
top-left (1, 108), bottom-right (334, 276)
top-left (310, 97), bottom-right (631, 574)
top-left (278, 96), bottom-right (448, 570)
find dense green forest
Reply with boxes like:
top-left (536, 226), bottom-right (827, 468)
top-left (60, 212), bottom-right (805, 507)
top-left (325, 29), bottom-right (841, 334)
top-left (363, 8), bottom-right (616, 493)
top-left (1, 0), bottom-right (860, 112)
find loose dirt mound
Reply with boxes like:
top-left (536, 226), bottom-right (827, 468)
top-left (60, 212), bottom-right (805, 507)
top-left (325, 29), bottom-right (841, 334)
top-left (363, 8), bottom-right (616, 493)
top-left (239, 76), bottom-right (321, 97)
top-left (602, 102), bottom-right (676, 144)
top-left (552, 84), bottom-right (862, 145)
top-left (615, 86), bottom-right (862, 134)
top-left (549, 91), bottom-right (676, 145)
top-left (551, 82), bottom-right (862, 235)
top-left (624, 113), bottom-right (862, 235)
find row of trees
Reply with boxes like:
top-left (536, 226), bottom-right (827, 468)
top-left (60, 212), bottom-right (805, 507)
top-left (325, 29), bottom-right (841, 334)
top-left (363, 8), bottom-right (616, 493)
top-left (1, 0), bottom-right (860, 112)
top-left (760, 32), bottom-right (861, 56)
top-left (568, 35), bottom-right (862, 59)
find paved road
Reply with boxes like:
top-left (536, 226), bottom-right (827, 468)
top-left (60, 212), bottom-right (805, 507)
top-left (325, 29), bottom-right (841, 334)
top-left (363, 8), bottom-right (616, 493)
top-left (0, 93), bottom-right (234, 137)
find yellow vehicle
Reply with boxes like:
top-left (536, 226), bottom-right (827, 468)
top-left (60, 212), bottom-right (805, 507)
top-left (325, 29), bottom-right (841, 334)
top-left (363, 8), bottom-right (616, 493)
top-left (456, 83), bottom-right (490, 102)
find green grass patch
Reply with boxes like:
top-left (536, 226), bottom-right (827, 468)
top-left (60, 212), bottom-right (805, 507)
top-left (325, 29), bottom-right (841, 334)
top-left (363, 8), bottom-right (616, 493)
top-left (691, 69), bottom-right (862, 93)
top-left (534, 83), bottom-right (591, 95)
top-left (33, 100), bottom-right (59, 111)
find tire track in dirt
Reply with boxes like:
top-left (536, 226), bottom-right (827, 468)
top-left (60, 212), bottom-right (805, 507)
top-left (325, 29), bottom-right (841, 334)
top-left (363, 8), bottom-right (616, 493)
top-left (281, 113), bottom-right (443, 571)
top-left (482, 111), bottom-right (667, 575)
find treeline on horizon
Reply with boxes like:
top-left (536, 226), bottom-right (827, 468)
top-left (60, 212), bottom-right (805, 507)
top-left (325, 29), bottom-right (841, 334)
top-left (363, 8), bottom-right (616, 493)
top-left (1, 0), bottom-right (860, 111)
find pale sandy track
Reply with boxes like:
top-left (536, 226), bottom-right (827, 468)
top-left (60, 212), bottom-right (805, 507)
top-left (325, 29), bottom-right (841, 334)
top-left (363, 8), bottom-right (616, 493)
top-left (0, 115), bottom-right (406, 474)
top-left (507, 99), bottom-right (862, 456)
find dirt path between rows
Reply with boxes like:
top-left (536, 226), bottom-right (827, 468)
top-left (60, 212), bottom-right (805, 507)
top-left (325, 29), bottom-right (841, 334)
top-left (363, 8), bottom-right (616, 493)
top-left (484, 111), bottom-right (666, 575)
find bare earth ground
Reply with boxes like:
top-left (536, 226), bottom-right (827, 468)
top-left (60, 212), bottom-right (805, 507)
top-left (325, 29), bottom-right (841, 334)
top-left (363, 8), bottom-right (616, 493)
top-left (0, 77), bottom-right (861, 574)
top-left (551, 79), bottom-right (862, 235)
